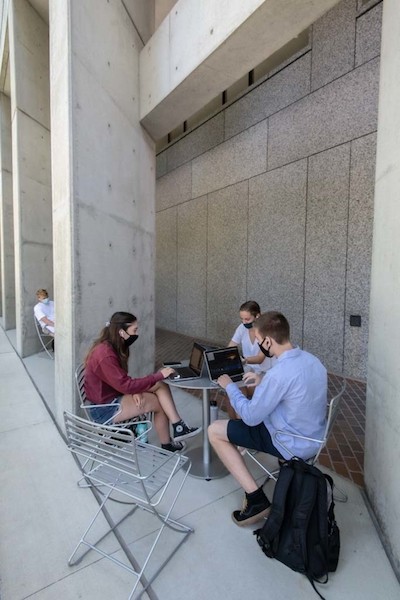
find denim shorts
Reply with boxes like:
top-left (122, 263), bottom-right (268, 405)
top-left (87, 397), bottom-right (122, 424)
top-left (227, 419), bottom-right (284, 459)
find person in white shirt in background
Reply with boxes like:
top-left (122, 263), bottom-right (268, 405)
top-left (34, 288), bottom-right (55, 334)
top-left (225, 300), bottom-right (274, 418)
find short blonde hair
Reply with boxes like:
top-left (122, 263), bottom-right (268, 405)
top-left (36, 288), bottom-right (48, 298)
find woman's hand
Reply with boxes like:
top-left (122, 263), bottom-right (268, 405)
top-left (242, 372), bottom-right (261, 387)
top-left (160, 367), bottom-right (175, 379)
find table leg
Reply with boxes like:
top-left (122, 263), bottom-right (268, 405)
top-left (186, 388), bottom-right (228, 480)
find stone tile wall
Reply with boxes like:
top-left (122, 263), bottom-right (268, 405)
top-left (155, 0), bottom-right (382, 379)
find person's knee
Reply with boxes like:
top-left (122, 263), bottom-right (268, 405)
top-left (208, 419), bottom-right (227, 444)
top-left (155, 381), bottom-right (168, 393)
top-left (142, 392), bottom-right (160, 413)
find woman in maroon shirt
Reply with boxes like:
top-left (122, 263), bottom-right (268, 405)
top-left (84, 311), bottom-right (200, 452)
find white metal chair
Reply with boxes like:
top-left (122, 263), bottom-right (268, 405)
top-left (74, 363), bottom-right (151, 491)
top-left (34, 315), bottom-right (54, 359)
top-left (75, 363), bottom-right (148, 428)
top-left (64, 411), bottom-right (193, 600)
top-left (244, 376), bottom-right (347, 490)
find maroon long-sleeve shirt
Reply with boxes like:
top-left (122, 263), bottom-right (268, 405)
top-left (84, 342), bottom-right (164, 404)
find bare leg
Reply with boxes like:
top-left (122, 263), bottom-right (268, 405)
top-left (148, 381), bottom-right (181, 423)
top-left (114, 393), bottom-right (171, 444)
top-left (208, 419), bottom-right (258, 493)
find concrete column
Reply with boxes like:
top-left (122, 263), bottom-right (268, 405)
top-left (0, 92), bottom-right (15, 329)
top-left (8, 0), bottom-right (52, 356)
top-left (365, 0), bottom-right (400, 576)
top-left (50, 0), bottom-right (156, 424)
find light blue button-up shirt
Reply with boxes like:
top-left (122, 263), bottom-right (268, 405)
top-left (226, 347), bottom-right (327, 460)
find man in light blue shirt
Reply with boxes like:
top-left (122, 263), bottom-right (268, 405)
top-left (208, 311), bottom-right (327, 527)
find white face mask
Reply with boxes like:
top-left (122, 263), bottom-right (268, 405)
top-left (41, 298), bottom-right (50, 305)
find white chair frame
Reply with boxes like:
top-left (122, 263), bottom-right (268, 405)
top-left (64, 411), bottom-right (193, 600)
top-left (74, 363), bottom-right (151, 491)
top-left (75, 363), bottom-right (149, 429)
top-left (34, 316), bottom-right (54, 359)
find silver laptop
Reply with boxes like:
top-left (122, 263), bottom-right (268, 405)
top-left (204, 346), bottom-right (244, 383)
top-left (168, 342), bottom-right (207, 380)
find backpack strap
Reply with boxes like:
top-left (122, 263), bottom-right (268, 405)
top-left (291, 462), bottom-right (319, 568)
top-left (254, 461), bottom-right (295, 555)
top-left (292, 460), bottom-right (330, 594)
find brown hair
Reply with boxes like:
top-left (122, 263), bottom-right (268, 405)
top-left (254, 311), bottom-right (290, 344)
top-left (239, 300), bottom-right (261, 317)
top-left (85, 311), bottom-right (137, 371)
top-left (36, 289), bottom-right (48, 298)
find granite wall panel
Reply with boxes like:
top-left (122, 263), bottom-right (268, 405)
top-left (206, 181), bottom-right (248, 342)
top-left (156, 162), bottom-right (191, 212)
top-left (268, 57), bottom-right (379, 170)
top-left (224, 53), bottom-right (311, 140)
top-left (344, 133), bottom-right (376, 379)
top-left (304, 144), bottom-right (350, 373)
top-left (192, 119), bottom-right (268, 198)
top-left (166, 113), bottom-right (224, 172)
top-left (355, 1), bottom-right (383, 67)
top-left (154, 3), bottom-right (381, 380)
top-left (248, 160), bottom-right (307, 345)
top-left (155, 208), bottom-right (177, 330)
top-left (156, 150), bottom-right (167, 178)
top-left (177, 196), bottom-right (207, 337)
top-left (311, 0), bottom-right (356, 91)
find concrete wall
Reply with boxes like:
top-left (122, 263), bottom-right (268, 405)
top-left (0, 91), bottom-right (15, 329)
top-left (365, 0), bottom-right (400, 576)
top-left (140, 0), bottom-right (341, 138)
top-left (156, 0), bottom-right (382, 380)
top-left (50, 0), bottom-right (156, 420)
top-left (8, 0), bottom-right (52, 356)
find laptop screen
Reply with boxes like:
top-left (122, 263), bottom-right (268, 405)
top-left (204, 347), bottom-right (244, 381)
top-left (189, 342), bottom-right (205, 375)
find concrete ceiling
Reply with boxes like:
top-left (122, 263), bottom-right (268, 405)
top-left (27, 0), bottom-right (156, 45)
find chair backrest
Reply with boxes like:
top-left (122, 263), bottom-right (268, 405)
top-left (64, 410), bottom-right (139, 473)
top-left (34, 315), bottom-right (54, 359)
top-left (64, 410), bottom-right (186, 498)
top-left (75, 363), bottom-right (94, 421)
top-left (313, 377), bottom-right (346, 463)
top-left (75, 363), bottom-right (87, 404)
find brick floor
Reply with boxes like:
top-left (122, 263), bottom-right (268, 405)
top-left (156, 328), bottom-right (366, 487)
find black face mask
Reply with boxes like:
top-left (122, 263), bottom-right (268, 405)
top-left (125, 334), bottom-right (138, 347)
top-left (243, 322), bottom-right (253, 329)
top-left (258, 338), bottom-right (272, 358)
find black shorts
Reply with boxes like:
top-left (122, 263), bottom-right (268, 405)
top-left (227, 419), bottom-right (284, 459)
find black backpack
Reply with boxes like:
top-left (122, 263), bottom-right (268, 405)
top-left (254, 457), bottom-right (340, 600)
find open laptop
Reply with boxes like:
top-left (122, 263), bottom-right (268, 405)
top-left (204, 346), bottom-right (244, 383)
top-left (167, 342), bottom-right (208, 380)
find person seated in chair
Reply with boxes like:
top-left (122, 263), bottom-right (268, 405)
top-left (225, 300), bottom-right (275, 418)
top-left (84, 311), bottom-right (201, 452)
top-left (34, 288), bottom-right (55, 335)
top-left (208, 311), bottom-right (327, 527)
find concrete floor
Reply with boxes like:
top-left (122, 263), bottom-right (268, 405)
top-left (1, 327), bottom-right (399, 600)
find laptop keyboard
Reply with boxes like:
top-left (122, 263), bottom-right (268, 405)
top-left (174, 366), bottom-right (198, 378)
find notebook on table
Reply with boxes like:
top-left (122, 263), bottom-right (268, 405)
top-left (204, 346), bottom-right (244, 383)
top-left (166, 342), bottom-right (209, 380)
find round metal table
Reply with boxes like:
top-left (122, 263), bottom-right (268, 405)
top-left (167, 375), bottom-right (228, 480)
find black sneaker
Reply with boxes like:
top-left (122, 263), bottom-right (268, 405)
top-left (231, 493), bottom-right (271, 527)
top-left (172, 420), bottom-right (201, 442)
top-left (161, 440), bottom-right (187, 453)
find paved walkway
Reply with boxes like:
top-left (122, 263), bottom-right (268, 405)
top-left (1, 326), bottom-right (399, 599)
